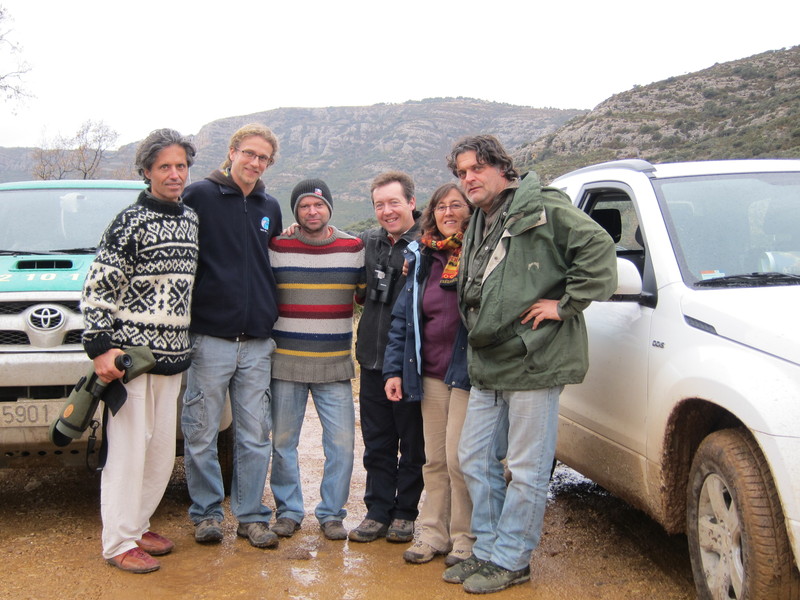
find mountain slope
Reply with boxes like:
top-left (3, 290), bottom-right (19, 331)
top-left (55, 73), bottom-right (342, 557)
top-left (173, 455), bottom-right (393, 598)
top-left (517, 45), bottom-right (800, 182)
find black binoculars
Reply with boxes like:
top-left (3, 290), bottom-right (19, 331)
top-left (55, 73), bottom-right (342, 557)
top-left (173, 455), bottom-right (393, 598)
top-left (368, 265), bottom-right (397, 304)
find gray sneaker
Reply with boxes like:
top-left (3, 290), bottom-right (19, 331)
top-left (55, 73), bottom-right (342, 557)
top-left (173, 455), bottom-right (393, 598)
top-left (442, 555), bottom-right (486, 584)
top-left (320, 520), bottom-right (348, 540)
top-left (463, 561), bottom-right (531, 594)
top-left (445, 547), bottom-right (473, 567)
top-left (347, 518), bottom-right (389, 543)
top-left (194, 518), bottom-right (223, 544)
top-left (271, 517), bottom-right (301, 538)
top-left (237, 522), bottom-right (279, 548)
top-left (386, 518), bottom-right (414, 543)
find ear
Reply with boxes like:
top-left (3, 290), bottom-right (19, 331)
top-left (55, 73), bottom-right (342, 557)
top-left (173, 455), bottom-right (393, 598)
top-left (409, 196), bottom-right (417, 211)
top-left (228, 147), bottom-right (236, 164)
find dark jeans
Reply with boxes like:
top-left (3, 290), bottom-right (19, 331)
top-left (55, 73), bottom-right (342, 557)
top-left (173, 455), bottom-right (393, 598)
top-left (359, 368), bottom-right (425, 524)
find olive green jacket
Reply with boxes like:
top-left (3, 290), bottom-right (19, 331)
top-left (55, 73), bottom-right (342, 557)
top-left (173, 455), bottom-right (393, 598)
top-left (458, 172), bottom-right (617, 390)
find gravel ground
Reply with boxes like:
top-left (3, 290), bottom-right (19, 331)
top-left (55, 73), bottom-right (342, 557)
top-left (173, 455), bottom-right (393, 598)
top-left (0, 401), bottom-right (696, 600)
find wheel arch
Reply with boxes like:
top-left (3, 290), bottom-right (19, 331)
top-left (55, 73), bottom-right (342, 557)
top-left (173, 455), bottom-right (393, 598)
top-left (659, 398), bottom-right (744, 534)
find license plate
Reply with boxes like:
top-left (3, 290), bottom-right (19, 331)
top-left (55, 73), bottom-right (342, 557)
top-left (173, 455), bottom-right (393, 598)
top-left (0, 401), bottom-right (63, 428)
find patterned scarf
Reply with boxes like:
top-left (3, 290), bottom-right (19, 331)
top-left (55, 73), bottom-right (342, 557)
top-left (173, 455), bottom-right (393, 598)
top-left (420, 231), bottom-right (463, 288)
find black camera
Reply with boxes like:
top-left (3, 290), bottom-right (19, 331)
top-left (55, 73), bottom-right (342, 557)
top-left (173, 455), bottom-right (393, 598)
top-left (368, 265), bottom-right (397, 304)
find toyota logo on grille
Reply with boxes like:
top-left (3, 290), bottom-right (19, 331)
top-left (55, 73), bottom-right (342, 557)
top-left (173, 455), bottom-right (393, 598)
top-left (28, 306), bottom-right (64, 330)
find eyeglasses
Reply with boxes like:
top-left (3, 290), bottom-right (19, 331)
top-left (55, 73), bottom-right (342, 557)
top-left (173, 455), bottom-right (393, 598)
top-left (237, 148), bottom-right (274, 166)
top-left (434, 202), bottom-right (467, 213)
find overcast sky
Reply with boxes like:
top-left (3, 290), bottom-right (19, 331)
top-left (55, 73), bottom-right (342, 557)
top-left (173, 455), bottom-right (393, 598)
top-left (1, 0), bottom-right (797, 149)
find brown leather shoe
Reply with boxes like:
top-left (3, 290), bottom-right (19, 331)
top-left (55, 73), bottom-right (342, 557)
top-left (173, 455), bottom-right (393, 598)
top-left (106, 547), bottom-right (160, 573)
top-left (136, 531), bottom-right (174, 556)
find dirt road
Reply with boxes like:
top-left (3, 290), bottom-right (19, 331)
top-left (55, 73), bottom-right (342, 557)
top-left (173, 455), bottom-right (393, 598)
top-left (0, 403), bottom-right (696, 600)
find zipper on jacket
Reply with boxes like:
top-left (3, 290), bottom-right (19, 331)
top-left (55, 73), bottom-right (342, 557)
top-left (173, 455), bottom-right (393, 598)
top-left (241, 194), bottom-right (250, 336)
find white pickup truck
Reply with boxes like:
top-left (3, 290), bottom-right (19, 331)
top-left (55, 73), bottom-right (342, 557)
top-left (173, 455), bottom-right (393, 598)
top-left (552, 159), bottom-right (800, 600)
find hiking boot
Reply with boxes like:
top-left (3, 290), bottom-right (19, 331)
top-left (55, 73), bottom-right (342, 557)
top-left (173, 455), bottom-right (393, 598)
top-left (445, 547), bottom-right (473, 567)
top-left (195, 518), bottom-right (223, 544)
top-left (320, 520), bottom-right (348, 541)
top-left (271, 517), bottom-right (300, 538)
top-left (402, 540), bottom-right (447, 564)
top-left (347, 518), bottom-right (389, 543)
top-left (106, 547), bottom-right (160, 573)
top-left (386, 518), bottom-right (414, 543)
top-left (442, 555), bottom-right (486, 584)
top-left (136, 531), bottom-right (174, 556)
top-left (463, 561), bottom-right (531, 594)
top-left (237, 522), bottom-right (279, 548)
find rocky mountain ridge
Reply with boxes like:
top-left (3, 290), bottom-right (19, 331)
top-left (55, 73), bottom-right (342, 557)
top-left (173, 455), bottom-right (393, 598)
top-left (518, 45), bottom-right (800, 181)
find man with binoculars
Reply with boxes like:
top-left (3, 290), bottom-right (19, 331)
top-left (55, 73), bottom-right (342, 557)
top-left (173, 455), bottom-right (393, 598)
top-left (349, 171), bottom-right (425, 545)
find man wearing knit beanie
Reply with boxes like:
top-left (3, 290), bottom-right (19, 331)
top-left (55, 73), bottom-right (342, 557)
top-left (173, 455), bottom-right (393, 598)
top-left (290, 178), bottom-right (333, 223)
top-left (268, 178), bottom-right (366, 541)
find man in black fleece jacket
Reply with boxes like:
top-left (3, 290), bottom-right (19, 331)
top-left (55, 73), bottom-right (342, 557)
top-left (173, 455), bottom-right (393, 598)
top-left (181, 123), bottom-right (283, 550)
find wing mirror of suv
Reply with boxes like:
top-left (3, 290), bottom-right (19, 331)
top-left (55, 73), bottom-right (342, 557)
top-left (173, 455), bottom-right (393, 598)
top-left (611, 257), bottom-right (643, 298)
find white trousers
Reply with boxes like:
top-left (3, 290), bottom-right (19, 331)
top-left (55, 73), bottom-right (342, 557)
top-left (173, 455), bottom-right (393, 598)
top-left (100, 373), bottom-right (180, 559)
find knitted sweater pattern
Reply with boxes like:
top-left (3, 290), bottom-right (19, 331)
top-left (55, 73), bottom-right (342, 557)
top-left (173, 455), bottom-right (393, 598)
top-left (269, 227), bottom-right (366, 383)
top-left (81, 191), bottom-right (199, 375)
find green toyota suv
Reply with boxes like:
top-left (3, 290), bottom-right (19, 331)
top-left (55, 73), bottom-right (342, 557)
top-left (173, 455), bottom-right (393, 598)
top-left (0, 180), bottom-right (145, 466)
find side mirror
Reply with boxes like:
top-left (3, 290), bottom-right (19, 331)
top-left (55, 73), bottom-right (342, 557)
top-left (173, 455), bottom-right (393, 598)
top-left (612, 257), bottom-right (643, 297)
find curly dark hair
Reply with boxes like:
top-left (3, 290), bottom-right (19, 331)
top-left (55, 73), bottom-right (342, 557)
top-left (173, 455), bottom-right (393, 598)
top-left (446, 134), bottom-right (519, 180)
top-left (135, 128), bottom-right (196, 184)
top-left (419, 183), bottom-right (473, 242)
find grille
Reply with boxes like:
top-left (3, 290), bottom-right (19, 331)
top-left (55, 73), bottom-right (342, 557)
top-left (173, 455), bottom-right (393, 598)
top-left (64, 330), bottom-right (83, 344)
top-left (0, 331), bottom-right (29, 345)
top-left (0, 301), bottom-right (81, 316)
top-left (0, 385), bottom-right (72, 401)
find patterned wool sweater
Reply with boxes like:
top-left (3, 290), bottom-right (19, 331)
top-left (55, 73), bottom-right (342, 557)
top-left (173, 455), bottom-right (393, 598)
top-left (81, 191), bottom-right (199, 375)
top-left (269, 226), bottom-right (366, 383)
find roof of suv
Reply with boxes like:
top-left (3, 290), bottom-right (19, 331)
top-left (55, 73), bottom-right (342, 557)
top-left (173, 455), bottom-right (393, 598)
top-left (553, 158), bottom-right (800, 183)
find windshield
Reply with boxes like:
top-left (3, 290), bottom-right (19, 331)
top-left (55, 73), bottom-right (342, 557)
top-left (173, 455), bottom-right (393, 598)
top-left (653, 171), bottom-right (800, 287)
top-left (0, 187), bottom-right (140, 254)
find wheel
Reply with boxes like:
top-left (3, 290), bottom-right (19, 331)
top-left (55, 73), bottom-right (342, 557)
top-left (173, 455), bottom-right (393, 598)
top-left (687, 428), bottom-right (800, 600)
top-left (217, 426), bottom-right (234, 496)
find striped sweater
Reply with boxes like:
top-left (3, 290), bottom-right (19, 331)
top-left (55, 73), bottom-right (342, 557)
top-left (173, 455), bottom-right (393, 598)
top-left (268, 227), bottom-right (366, 383)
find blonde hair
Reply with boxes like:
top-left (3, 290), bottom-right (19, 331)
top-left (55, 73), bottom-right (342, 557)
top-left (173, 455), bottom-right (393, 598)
top-left (220, 123), bottom-right (279, 170)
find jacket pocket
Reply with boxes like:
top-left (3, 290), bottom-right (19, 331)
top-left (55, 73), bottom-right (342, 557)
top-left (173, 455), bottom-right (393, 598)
top-left (519, 321), bottom-right (560, 374)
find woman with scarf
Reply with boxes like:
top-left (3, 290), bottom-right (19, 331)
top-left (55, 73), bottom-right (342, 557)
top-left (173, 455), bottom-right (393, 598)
top-left (383, 182), bottom-right (474, 568)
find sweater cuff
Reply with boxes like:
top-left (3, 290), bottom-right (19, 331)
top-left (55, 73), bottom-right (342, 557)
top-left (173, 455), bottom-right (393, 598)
top-left (83, 333), bottom-right (114, 360)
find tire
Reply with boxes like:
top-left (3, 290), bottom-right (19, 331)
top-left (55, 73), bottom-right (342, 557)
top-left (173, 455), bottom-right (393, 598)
top-left (687, 428), bottom-right (800, 600)
top-left (217, 426), bottom-right (234, 496)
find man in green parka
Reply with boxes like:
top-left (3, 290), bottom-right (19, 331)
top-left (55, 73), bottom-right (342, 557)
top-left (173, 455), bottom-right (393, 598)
top-left (443, 135), bottom-right (617, 594)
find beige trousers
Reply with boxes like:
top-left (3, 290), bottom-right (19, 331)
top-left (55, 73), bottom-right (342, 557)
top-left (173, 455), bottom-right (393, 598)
top-left (100, 373), bottom-right (180, 559)
top-left (416, 377), bottom-right (475, 553)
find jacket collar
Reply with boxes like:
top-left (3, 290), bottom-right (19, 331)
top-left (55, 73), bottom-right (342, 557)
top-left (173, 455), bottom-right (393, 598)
top-left (502, 172), bottom-right (547, 236)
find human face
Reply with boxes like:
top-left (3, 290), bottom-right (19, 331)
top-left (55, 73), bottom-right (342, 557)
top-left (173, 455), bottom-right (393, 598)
top-left (228, 135), bottom-right (274, 194)
top-left (144, 144), bottom-right (189, 203)
top-left (372, 181), bottom-right (416, 239)
top-left (296, 195), bottom-right (331, 239)
top-left (433, 189), bottom-right (471, 238)
top-left (455, 150), bottom-right (510, 211)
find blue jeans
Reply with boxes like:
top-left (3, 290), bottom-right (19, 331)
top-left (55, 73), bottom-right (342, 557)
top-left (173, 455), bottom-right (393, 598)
top-left (182, 334), bottom-right (276, 524)
top-left (459, 386), bottom-right (562, 572)
top-left (270, 379), bottom-right (355, 524)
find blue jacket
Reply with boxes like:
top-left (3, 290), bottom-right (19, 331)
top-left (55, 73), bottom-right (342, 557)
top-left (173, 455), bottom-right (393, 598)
top-left (383, 241), bottom-right (470, 402)
top-left (183, 171), bottom-right (283, 339)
